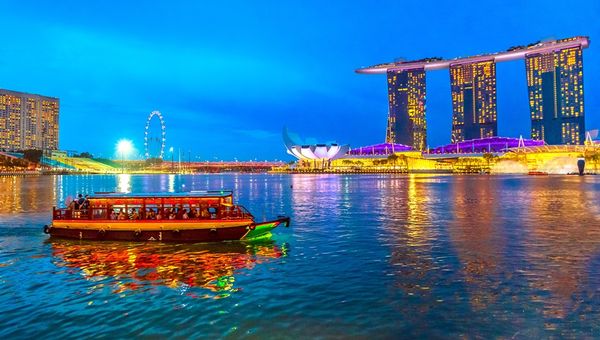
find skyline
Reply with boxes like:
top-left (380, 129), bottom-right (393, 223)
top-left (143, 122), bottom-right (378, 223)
top-left (0, 1), bottom-right (598, 160)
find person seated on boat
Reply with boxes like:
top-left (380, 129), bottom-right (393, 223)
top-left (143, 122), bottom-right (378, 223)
top-left (200, 205), bottom-right (210, 219)
top-left (109, 209), bottom-right (117, 220)
top-left (182, 209), bottom-right (189, 220)
top-left (147, 209), bottom-right (156, 220)
top-left (67, 199), bottom-right (76, 211)
top-left (118, 210), bottom-right (127, 220)
top-left (188, 208), bottom-right (196, 219)
top-left (156, 210), bottom-right (163, 220)
top-left (76, 194), bottom-right (85, 210)
top-left (130, 209), bottom-right (139, 220)
top-left (176, 207), bottom-right (185, 219)
top-left (230, 206), bottom-right (239, 218)
top-left (81, 195), bottom-right (90, 210)
top-left (168, 211), bottom-right (176, 220)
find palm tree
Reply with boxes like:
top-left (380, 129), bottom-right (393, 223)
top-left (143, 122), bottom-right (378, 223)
top-left (482, 153), bottom-right (495, 168)
top-left (586, 151), bottom-right (600, 173)
top-left (387, 154), bottom-right (399, 169)
top-left (397, 154), bottom-right (408, 171)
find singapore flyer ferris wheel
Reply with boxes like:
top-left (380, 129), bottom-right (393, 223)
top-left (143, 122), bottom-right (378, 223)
top-left (144, 110), bottom-right (166, 160)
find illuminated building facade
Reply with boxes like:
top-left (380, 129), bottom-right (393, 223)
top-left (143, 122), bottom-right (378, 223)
top-left (386, 68), bottom-right (427, 151)
top-left (358, 36), bottom-right (589, 146)
top-left (450, 61), bottom-right (497, 143)
top-left (0, 89), bottom-right (59, 152)
top-left (526, 43), bottom-right (585, 145)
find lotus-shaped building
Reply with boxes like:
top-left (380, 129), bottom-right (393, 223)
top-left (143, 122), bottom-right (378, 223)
top-left (283, 128), bottom-right (349, 161)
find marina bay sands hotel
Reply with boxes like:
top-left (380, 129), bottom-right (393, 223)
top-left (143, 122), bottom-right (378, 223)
top-left (356, 36), bottom-right (589, 150)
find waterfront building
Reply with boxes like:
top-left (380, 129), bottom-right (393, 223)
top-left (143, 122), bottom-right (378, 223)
top-left (450, 61), bottom-right (497, 143)
top-left (0, 89), bottom-right (59, 152)
top-left (525, 40), bottom-right (585, 145)
top-left (357, 36), bottom-right (590, 146)
top-left (282, 127), bottom-right (349, 168)
top-left (386, 68), bottom-right (427, 151)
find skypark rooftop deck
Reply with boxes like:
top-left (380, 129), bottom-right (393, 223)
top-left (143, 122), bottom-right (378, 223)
top-left (356, 36), bottom-right (590, 74)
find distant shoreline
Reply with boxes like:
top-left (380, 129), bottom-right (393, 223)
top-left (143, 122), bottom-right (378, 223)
top-left (1, 170), bottom-right (597, 176)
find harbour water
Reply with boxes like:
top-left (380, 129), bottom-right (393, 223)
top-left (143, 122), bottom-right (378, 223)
top-left (1, 174), bottom-right (600, 338)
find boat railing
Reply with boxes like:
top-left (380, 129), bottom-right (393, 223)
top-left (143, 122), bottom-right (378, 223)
top-left (53, 208), bottom-right (89, 220)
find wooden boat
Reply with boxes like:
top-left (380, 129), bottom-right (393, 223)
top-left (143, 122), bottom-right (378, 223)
top-left (43, 191), bottom-right (290, 242)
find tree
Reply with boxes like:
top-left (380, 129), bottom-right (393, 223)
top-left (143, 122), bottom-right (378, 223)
top-left (145, 157), bottom-right (164, 166)
top-left (585, 151), bottom-right (600, 173)
top-left (482, 153), bottom-right (496, 167)
top-left (387, 154), bottom-right (399, 168)
top-left (397, 154), bottom-right (408, 170)
top-left (23, 149), bottom-right (43, 164)
top-left (74, 152), bottom-right (94, 158)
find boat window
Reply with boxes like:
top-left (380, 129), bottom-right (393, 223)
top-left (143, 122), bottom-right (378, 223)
top-left (144, 204), bottom-right (159, 219)
top-left (127, 204), bottom-right (142, 220)
top-left (208, 206), bottom-right (218, 219)
top-left (112, 205), bottom-right (129, 220)
top-left (92, 208), bottom-right (108, 220)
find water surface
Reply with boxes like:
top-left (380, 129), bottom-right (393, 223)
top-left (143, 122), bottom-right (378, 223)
top-left (1, 174), bottom-right (600, 338)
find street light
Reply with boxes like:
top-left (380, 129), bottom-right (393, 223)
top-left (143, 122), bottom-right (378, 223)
top-left (169, 146), bottom-right (174, 173)
top-left (116, 139), bottom-right (133, 173)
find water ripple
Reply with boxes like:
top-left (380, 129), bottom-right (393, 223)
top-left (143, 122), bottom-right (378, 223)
top-left (1, 174), bottom-right (600, 337)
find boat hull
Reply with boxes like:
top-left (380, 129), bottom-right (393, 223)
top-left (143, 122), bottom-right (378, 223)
top-left (45, 217), bottom-right (290, 243)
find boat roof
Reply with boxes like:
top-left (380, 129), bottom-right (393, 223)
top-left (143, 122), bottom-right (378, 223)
top-left (89, 190), bottom-right (233, 199)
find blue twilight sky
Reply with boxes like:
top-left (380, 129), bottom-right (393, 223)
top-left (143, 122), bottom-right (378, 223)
top-left (0, 0), bottom-right (598, 160)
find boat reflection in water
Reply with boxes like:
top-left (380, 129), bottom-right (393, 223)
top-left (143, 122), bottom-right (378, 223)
top-left (49, 239), bottom-right (288, 298)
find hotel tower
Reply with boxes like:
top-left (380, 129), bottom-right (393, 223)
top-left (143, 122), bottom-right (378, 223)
top-left (0, 89), bottom-right (59, 152)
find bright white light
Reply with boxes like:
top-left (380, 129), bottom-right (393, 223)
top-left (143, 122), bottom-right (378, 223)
top-left (116, 139), bottom-right (134, 159)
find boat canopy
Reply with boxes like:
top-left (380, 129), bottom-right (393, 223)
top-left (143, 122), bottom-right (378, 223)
top-left (86, 191), bottom-right (234, 207)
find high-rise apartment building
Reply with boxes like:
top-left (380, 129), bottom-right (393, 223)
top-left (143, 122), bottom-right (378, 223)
top-left (0, 89), bottom-right (59, 152)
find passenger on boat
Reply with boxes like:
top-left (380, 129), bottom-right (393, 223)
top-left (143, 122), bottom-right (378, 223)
top-left (109, 209), bottom-right (117, 220)
top-left (118, 211), bottom-right (127, 220)
top-left (156, 211), bottom-right (163, 220)
top-left (130, 209), bottom-right (139, 220)
top-left (67, 199), bottom-right (76, 211)
top-left (176, 206), bottom-right (184, 219)
top-left (188, 209), bottom-right (197, 219)
top-left (201, 205), bottom-right (210, 219)
top-left (182, 209), bottom-right (189, 220)
top-left (76, 194), bottom-right (85, 209)
top-left (81, 195), bottom-right (90, 210)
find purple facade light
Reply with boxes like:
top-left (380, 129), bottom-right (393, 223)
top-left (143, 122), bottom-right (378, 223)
top-left (428, 137), bottom-right (544, 154)
top-left (347, 143), bottom-right (412, 156)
